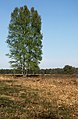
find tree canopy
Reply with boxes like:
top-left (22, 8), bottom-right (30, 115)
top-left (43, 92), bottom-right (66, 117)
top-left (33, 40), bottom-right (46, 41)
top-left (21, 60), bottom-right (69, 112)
top-left (6, 5), bottom-right (43, 75)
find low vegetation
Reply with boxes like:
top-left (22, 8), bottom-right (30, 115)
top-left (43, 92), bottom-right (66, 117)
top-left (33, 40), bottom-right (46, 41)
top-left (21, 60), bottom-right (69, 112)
top-left (0, 75), bottom-right (78, 119)
top-left (0, 65), bottom-right (78, 75)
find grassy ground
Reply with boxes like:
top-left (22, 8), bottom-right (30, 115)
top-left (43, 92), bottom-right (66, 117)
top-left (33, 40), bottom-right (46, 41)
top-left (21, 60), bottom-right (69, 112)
top-left (0, 75), bottom-right (78, 119)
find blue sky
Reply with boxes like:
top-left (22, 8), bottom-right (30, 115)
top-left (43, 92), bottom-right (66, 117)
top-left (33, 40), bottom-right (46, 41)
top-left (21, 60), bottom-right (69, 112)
top-left (0, 0), bottom-right (78, 69)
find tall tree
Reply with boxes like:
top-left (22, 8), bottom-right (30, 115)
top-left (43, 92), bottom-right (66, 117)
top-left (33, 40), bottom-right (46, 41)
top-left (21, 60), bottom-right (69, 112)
top-left (6, 6), bottom-right (42, 75)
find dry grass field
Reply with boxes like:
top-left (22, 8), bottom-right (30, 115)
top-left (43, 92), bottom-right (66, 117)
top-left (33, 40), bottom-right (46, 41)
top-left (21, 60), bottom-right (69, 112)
top-left (0, 75), bottom-right (78, 119)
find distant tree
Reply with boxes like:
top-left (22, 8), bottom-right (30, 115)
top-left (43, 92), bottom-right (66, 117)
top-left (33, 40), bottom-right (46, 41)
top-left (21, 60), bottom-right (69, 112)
top-left (63, 65), bottom-right (75, 74)
top-left (6, 6), bottom-right (43, 75)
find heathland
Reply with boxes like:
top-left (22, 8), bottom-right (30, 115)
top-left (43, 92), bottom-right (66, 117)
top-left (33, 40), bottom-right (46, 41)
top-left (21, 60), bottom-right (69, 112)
top-left (0, 75), bottom-right (78, 119)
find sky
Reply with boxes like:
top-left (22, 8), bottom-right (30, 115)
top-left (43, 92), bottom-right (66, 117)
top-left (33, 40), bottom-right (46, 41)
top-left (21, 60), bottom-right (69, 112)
top-left (0, 0), bottom-right (78, 69)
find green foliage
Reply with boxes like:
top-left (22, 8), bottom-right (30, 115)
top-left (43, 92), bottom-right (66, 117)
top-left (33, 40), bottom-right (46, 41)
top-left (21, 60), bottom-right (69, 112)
top-left (6, 5), bottom-right (42, 75)
top-left (0, 66), bottom-right (78, 75)
top-left (63, 65), bottom-right (75, 74)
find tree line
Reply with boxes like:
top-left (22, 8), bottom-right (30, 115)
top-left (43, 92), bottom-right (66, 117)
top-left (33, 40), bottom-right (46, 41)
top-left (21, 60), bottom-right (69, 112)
top-left (0, 65), bottom-right (78, 75)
